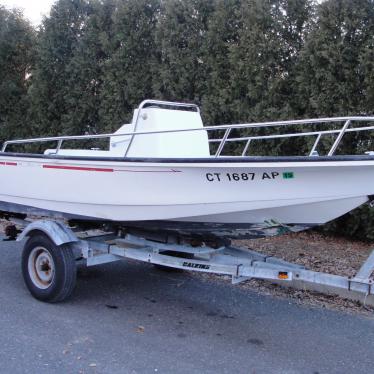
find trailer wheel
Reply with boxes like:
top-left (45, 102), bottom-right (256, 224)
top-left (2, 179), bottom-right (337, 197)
top-left (22, 233), bottom-right (77, 303)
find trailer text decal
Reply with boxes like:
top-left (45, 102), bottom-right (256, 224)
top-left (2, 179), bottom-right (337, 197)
top-left (183, 262), bottom-right (211, 270)
top-left (206, 171), bottom-right (294, 182)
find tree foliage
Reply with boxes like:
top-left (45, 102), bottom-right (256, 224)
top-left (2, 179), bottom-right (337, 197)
top-left (99, 0), bottom-right (161, 132)
top-left (0, 6), bottom-right (35, 142)
top-left (1, 0), bottom-right (374, 240)
top-left (28, 0), bottom-right (93, 136)
top-left (296, 0), bottom-right (374, 117)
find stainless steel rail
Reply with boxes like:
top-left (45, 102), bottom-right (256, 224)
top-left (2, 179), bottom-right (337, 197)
top-left (1, 99), bottom-right (374, 157)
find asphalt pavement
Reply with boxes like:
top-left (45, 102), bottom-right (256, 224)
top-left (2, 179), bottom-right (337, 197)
top-left (1, 239), bottom-right (373, 374)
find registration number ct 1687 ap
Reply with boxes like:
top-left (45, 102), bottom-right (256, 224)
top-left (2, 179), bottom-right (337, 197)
top-left (206, 172), bottom-right (281, 182)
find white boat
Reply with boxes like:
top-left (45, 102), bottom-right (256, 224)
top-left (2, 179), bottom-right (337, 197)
top-left (1, 100), bottom-right (374, 239)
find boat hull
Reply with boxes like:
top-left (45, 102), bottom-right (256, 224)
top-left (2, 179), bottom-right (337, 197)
top-left (0, 154), bottom-right (373, 237)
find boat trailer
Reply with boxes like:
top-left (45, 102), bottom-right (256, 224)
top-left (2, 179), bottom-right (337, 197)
top-left (2, 218), bottom-right (374, 306)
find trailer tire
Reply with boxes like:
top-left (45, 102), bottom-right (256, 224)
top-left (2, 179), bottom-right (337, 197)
top-left (22, 233), bottom-right (77, 303)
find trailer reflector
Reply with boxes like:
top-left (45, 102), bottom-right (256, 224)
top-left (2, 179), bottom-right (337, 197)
top-left (278, 272), bottom-right (289, 280)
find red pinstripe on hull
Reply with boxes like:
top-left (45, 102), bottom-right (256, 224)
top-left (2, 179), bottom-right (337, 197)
top-left (0, 161), bottom-right (17, 166)
top-left (43, 165), bottom-right (114, 172)
top-left (42, 164), bottom-right (181, 173)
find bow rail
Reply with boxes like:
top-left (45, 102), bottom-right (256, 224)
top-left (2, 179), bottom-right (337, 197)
top-left (1, 100), bottom-right (374, 157)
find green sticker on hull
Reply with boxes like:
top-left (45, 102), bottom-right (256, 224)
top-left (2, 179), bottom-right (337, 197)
top-left (282, 172), bottom-right (294, 179)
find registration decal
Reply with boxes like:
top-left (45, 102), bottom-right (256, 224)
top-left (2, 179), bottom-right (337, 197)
top-left (206, 171), bottom-right (295, 182)
top-left (282, 171), bottom-right (294, 179)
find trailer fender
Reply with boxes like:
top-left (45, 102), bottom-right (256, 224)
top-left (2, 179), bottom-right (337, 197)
top-left (17, 220), bottom-right (79, 246)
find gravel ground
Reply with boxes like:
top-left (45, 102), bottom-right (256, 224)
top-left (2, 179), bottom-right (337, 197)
top-left (2, 219), bottom-right (374, 315)
top-left (236, 231), bottom-right (374, 278)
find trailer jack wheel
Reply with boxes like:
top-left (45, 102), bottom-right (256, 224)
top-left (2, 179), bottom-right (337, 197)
top-left (22, 234), bottom-right (77, 303)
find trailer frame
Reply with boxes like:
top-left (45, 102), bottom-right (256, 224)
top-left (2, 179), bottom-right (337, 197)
top-left (2, 218), bottom-right (374, 306)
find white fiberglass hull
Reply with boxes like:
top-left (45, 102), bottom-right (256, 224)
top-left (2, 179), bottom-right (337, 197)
top-left (0, 154), bottom-right (373, 236)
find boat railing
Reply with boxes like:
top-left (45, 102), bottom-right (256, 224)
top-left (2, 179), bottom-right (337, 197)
top-left (1, 100), bottom-right (374, 157)
top-left (210, 118), bottom-right (374, 157)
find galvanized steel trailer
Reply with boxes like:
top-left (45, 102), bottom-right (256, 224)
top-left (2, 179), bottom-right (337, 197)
top-left (2, 218), bottom-right (374, 306)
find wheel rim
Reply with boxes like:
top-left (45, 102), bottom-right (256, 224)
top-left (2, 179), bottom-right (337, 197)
top-left (28, 246), bottom-right (55, 289)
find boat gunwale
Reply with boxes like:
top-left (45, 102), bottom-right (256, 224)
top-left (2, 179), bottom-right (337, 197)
top-left (1, 151), bottom-right (374, 163)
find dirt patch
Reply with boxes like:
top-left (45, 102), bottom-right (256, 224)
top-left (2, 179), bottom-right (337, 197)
top-left (235, 231), bottom-right (373, 278)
